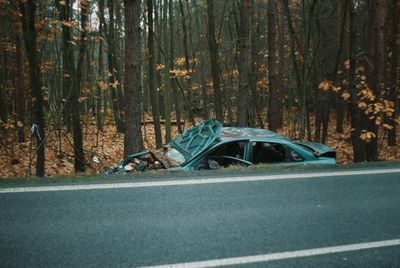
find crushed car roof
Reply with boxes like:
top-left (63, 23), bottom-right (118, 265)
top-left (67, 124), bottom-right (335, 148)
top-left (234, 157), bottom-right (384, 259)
top-left (219, 127), bottom-right (287, 140)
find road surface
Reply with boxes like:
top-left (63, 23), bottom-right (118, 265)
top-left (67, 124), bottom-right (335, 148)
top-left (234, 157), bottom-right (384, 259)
top-left (1, 168), bottom-right (400, 267)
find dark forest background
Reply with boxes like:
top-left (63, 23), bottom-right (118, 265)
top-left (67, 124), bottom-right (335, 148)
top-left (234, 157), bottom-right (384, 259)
top-left (0, 0), bottom-right (399, 177)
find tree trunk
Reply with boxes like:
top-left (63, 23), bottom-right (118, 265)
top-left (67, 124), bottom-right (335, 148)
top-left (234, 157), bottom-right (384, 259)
top-left (169, 0), bottom-right (183, 133)
top-left (15, 32), bottom-right (26, 142)
top-left (163, 0), bottom-right (172, 142)
top-left (124, 0), bottom-right (143, 157)
top-left (69, 0), bottom-right (89, 172)
top-left (282, 0), bottom-right (302, 132)
top-left (349, 1), bottom-right (366, 162)
top-left (179, 0), bottom-right (195, 124)
top-left (387, 0), bottom-right (399, 146)
top-left (267, 0), bottom-right (282, 131)
top-left (277, 0), bottom-right (286, 128)
top-left (97, 0), bottom-right (105, 132)
top-left (365, 0), bottom-right (387, 161)
top-left (205, 0), bottom-right (223, 122)
top-left (236, 0), bottom-right (251, 127)
top-left (0, 50), bottom-right (7, 123)
top-left (107, 0), bottom-right (124, 133)
top-left (147, 0), bottom-right (163, 148)
top-left (335, 0), bottom-right (349, 133)
top-left (20, 0), bottom-right (45, 176)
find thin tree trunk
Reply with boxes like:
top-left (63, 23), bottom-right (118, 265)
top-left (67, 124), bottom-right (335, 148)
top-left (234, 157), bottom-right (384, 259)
top-left (169, 0), bottom-right (183, 133)
top-left (349, 1), bottom-right (366, 162)
top-left (335, 0), bottom-right (349, 133)
top-left (20, 0), bottom-right (45, 176)
top-left (237, 0), bottom-right (251, 127)
top-left (206, 0), bottom-right (224, 122)
top-left (97, 0), bottom-right (105, 132)
top-left (365, 0), bottom-right (387, 161)
top-left (0, 41), bottom-right (7, 123)
top-left (179, 0), bottom-right (195, 124)
top-left (147, 0), bottom-right (163, 148)
top-left (107, 0), bottom-right (124, 133)
top-left (282, 0), bottom-right (302, 133)
top-left (388, 0), bottom-right (399, 146)
top-left (163, 0), bottom-right (172, 142)
top-left (15, 32), bottom-right (25, 142)
top-left (124, 0), bottom-right (143, 157)
top-left (71, 0), bottom-right (90, 172)
top-left (267, 0), bottom-right (282, 131)
top-left (277, 0), bottom-right (285, 127)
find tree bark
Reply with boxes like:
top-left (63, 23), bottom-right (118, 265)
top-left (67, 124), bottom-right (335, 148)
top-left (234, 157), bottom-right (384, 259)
top-left (387, 0), bottom-right (399, 146)
top-left (124, 0), bottom-right (143, 157)
top-left (365, 0), bottom-right (387, 161)
top-left (107, 0), bottom-right (125, 133)
top-left (163, 0), bottom-right (172, 142)
top-left (335, 0), bottom-right (349, 133)
top-left (147, 0), bottom-right (163, 148)
top-left (349, 1), bottom-right (367, 162)
top-left (20, 0), bottom-right (45, 176)
top-left (70, 0), bottom-right (90, 172)
top-left (267, 0), bottom-right (282, 131)
top-left (206, 0), bottom-right (224, 122)
top-left (169, 0), bottom-right (183, 133)
top-left (179, 0), bottom-right (195, 124)
top-left (236, 0), bottom-right (251, 127)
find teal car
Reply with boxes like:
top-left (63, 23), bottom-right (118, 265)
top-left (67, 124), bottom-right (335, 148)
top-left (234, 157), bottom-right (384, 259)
top-left (110, 118), bottom-right (336, 173)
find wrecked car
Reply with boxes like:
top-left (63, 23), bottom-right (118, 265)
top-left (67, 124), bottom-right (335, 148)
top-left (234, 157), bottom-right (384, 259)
top-left (107, 118), bottom-right (336, 173)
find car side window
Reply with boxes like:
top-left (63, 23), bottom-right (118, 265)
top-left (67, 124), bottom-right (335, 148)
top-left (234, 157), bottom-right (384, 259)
top-left (252, 142), bottom-right (287, 164)
top-left (286, 147), bottom-right (304, 162)
top-left (196, 141), bottom-right (248, 170)
top-left (209, 141), bottom-right (246, 159)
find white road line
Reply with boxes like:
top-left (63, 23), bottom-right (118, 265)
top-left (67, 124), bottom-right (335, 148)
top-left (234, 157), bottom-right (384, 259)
top-left (1, 168), bottom-right (399, 194)
top-left (141, 239), bottom-right (400, 268)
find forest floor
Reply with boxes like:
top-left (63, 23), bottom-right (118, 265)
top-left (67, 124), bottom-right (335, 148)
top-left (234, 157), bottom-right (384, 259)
top-left (1, 114), bottom-right (399, 178)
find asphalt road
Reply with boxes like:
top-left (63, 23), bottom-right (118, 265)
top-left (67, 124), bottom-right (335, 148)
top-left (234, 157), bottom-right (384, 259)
top-left (1, 168), bottom-right (400, 267)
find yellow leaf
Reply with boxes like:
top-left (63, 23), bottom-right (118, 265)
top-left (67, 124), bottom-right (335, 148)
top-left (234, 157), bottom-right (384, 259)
top-left (383, 124), bottom-right (393, 130)
top-left (341, 91), bottom-right (351, 100)
top-left (386, 111), bottom-right (393, 117)
top-left (360, 132), bottom-right (367, 141)
top-left (358, 102), bottom-right (367, 109)
top-left (331, 86), bottom-right (340, 92)
top-left (318, 80), bottom-right (331, 91)
top-left (156, 64), bottom-right (165, 71)
top-left (98, 81), bottom-right (108, 90)
top-left (375, 116), bottom-right (381, 126)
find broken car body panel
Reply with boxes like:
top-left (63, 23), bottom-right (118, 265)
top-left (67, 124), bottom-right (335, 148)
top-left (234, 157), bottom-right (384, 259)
top-left (170, 118), bottom-right (222, 164)
top-left (110, 119), bottom-right (336, 173)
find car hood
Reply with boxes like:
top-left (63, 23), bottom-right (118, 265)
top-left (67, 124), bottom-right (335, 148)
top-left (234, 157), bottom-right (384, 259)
top-left (294, 141), bottom-right (336, 158)
top-left (170, 118), bottom-right (222, 163)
